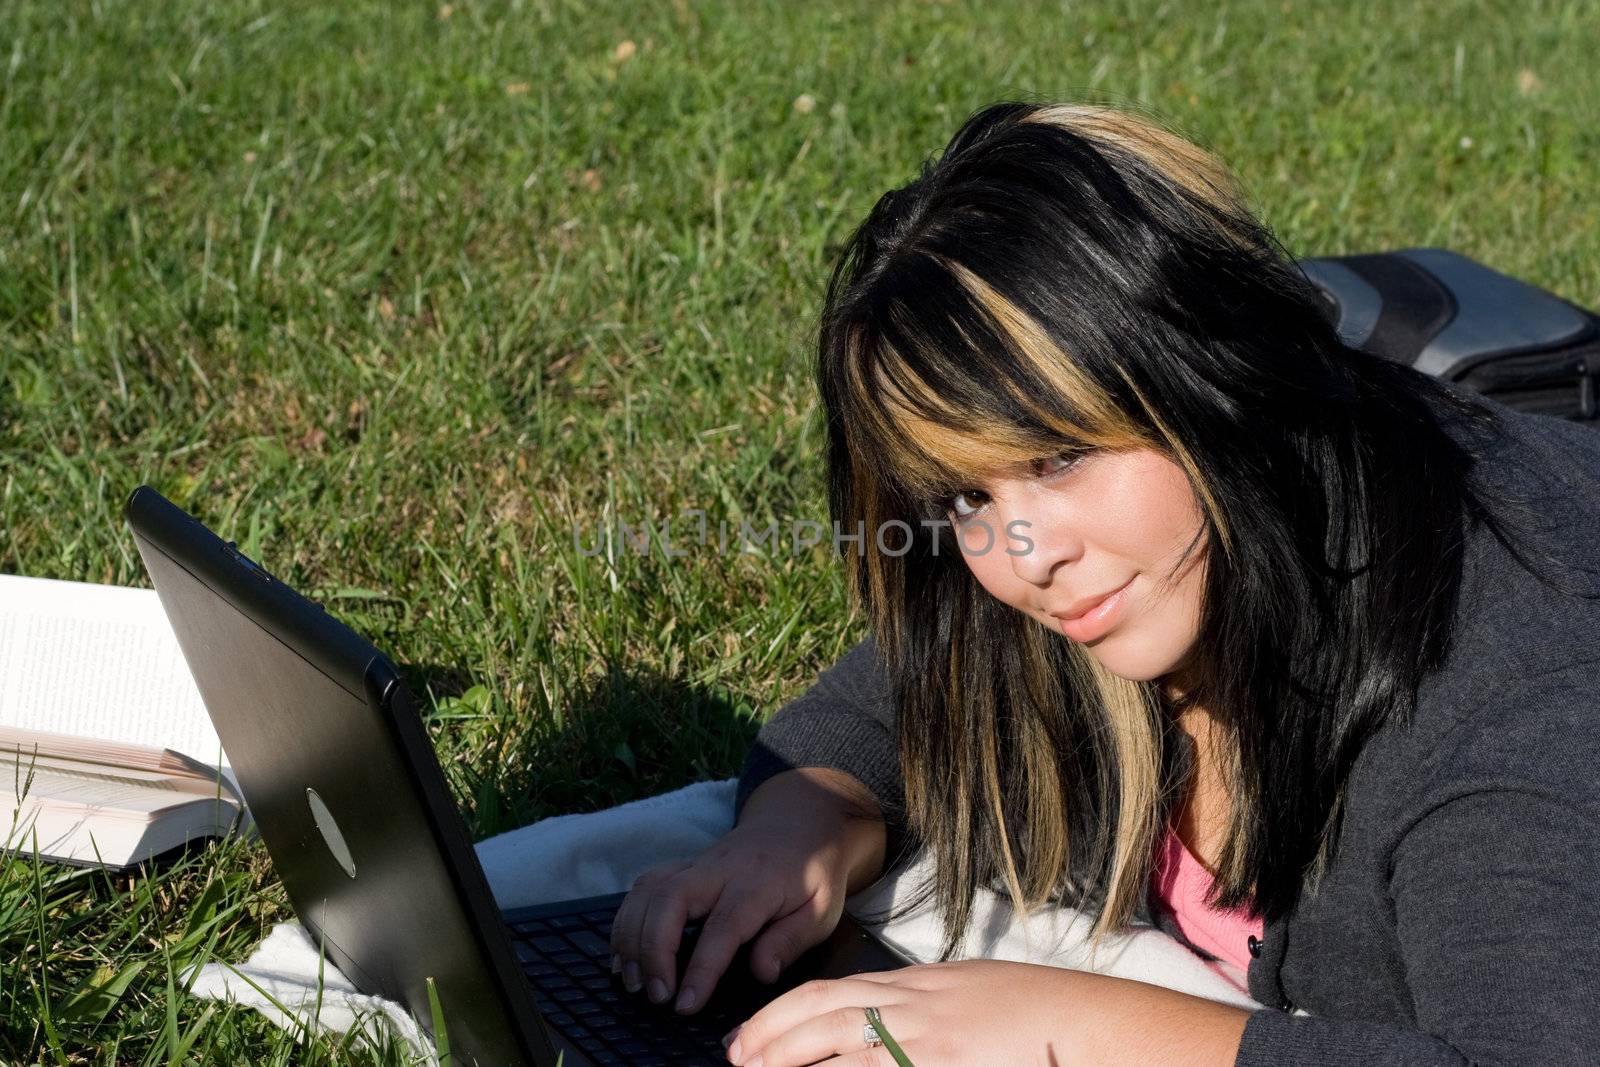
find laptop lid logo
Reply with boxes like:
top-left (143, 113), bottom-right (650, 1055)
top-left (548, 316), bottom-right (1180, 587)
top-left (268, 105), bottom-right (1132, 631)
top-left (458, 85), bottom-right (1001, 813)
top-left (306, 788), bottom-right (357, 879)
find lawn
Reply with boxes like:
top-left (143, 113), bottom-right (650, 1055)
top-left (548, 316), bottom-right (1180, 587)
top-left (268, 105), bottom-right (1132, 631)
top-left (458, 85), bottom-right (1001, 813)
top-left (2, 0), bottom-right (1596, 1061)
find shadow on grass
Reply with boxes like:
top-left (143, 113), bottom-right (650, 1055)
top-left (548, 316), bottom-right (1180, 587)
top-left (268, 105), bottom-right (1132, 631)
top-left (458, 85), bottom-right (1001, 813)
top-left (397, 660), bottom-right (478, 705)
top-left (399, 659), bottom-right (762, 842)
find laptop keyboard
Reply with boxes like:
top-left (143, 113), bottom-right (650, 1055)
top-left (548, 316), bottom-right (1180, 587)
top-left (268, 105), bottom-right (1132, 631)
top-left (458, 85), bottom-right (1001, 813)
top-left (508, 908), bottom-right (740, 1065)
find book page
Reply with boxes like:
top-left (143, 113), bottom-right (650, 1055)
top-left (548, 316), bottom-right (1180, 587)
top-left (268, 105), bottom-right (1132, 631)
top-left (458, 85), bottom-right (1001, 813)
top-left (0, 726), bottom-right (240, 803)
top-left (0, 574), bottom-right (228, 771)
top-left (0, 725), bottom-right (192, 774)
top-left (2, 759), bottom-right (220, 816)
top-left (2, 755), bottom-right (240, 867)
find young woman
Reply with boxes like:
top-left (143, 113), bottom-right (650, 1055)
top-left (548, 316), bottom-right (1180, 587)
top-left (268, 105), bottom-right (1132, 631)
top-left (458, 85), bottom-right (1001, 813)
top-left (608, 101), bottom-right (1600, 1066)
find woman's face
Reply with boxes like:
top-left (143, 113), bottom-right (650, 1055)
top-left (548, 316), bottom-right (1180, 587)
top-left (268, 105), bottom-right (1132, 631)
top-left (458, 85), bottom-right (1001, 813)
top-left (944, 447), bottom-right (1209, 687)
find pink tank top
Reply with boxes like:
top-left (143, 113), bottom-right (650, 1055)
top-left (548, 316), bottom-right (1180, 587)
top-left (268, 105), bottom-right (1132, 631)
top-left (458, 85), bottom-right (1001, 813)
top-left (1149, 824), bottom-right (1264, 984)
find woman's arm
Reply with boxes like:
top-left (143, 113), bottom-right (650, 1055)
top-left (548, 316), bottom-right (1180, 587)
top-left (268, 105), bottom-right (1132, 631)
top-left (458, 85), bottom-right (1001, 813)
top-left (723, 958), bottom-right (1256, 1066)
top-left (729, 660), bottom-right (1600, 1067)
top-left (1237, 662), bottom-right (1600, 1066)
top-left (736, 634), bottom-right (914, 872)
top-left (605, 637), bottom-right (908, 1014)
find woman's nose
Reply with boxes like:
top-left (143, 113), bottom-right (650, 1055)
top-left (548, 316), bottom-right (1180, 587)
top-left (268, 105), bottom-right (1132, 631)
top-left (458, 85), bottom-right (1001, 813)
top-left (996, 495), bottom-right (1081, 586)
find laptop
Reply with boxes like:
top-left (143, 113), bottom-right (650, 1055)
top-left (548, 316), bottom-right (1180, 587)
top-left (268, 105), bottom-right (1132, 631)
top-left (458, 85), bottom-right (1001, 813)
top-left (124, 485), bottom-right (911, 1066)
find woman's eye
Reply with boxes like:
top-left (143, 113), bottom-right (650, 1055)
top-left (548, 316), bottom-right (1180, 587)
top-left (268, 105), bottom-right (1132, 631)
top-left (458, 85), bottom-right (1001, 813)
top-left (939, 453), bottom-right (1083, 521)
top-left (1034, 451), bottom-right (1086, 477)
top-left (944, 490), bottom-right (987, 520)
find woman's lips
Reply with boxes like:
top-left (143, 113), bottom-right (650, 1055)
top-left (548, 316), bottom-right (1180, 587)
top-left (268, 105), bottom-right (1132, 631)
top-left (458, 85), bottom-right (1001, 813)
top-left (1053, 576), bottom-right (1134, 643)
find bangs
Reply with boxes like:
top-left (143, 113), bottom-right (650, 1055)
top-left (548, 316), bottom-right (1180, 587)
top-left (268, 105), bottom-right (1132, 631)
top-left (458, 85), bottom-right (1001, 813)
top-left (835, 253), bottom-right (1150, 503)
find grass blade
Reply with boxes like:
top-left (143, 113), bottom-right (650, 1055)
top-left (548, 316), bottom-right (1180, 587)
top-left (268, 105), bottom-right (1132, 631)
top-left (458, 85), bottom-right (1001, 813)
top-left (424, 976), bottom-right (452, 1066)
top-left (866, 1007), bottom-right (916, 1067)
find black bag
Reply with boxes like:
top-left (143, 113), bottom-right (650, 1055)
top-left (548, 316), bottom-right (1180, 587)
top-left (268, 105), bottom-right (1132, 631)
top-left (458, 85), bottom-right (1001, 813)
top-left (1296, 248), bottom-right (1600, 424)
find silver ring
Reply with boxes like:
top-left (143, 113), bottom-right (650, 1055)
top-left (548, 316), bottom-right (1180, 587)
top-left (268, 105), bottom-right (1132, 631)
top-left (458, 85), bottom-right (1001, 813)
top-left (862, 1006), bottom-right (885, 1048)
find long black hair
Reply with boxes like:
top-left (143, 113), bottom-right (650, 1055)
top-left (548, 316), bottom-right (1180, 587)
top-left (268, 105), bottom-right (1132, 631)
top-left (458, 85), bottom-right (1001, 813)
top-left (814, 100), bottom-right (1562, 958)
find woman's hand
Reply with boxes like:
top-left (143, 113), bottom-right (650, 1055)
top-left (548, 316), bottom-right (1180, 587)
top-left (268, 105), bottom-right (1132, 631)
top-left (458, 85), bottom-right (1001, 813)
top-left (608, 768), bottom-right (888, 1015)
top-left (722, 960), bottom-right (1255, 1067)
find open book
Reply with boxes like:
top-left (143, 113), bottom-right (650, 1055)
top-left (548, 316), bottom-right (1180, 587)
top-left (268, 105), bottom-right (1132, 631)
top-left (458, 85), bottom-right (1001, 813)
top-left (1, 573), bottom-right (243, 868)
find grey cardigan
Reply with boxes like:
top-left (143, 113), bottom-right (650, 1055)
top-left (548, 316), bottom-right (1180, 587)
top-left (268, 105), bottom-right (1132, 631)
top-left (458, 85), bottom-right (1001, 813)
top-left (735, 397), bottom-right (1600, 1066)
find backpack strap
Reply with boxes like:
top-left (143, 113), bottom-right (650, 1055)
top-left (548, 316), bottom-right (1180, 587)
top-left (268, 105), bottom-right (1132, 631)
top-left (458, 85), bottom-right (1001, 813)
top-left (1330, 253), bottom-right (1458, 365)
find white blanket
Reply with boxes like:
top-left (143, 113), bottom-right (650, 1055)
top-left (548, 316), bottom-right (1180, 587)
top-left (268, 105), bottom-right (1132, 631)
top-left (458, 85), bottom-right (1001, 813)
top-left (188, 779), bottom-right (1271, 1061)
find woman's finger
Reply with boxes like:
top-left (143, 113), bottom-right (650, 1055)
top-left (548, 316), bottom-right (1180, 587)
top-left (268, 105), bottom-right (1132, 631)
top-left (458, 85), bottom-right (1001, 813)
top-left (835, 965), bottom-right (916, 984)
top-left (736, 1004), bottom-right (902, 1067)
top-left (817, 1049), bottom-right (900, 1067)
top-left (673, 880), bottom-right (785, 1013)
top-left (745, 886), bottom-right (837, 984)
top-left (635, 868), bottom-right (720, 1003)
top-left (609, 861), bottom-right (690, 991)
top-left (728, 977), bottom-right (899, 1063)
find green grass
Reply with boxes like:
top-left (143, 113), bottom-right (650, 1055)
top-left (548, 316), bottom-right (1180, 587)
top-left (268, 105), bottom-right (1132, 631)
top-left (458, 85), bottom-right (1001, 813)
top-left (1, 0), bottom-right (1596, 1060)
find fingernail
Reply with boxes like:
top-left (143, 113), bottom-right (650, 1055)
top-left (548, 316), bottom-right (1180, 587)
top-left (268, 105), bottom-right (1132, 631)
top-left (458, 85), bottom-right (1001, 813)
top-left (675, 986), bottom-right (697, 1013)
top-left (720, 1026), bottom-right (740, 1050)
top-left (726, 1036), bottom-right (743, 1062)
top-left (610, 954), bottom-right (621, 975)
top-left (648, 977), bottom-right (668, 1004)
top-left (623, 961), bottom-right (642, 993)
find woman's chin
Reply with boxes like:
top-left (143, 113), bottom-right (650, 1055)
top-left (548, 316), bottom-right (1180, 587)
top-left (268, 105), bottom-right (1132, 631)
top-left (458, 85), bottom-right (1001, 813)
top-left (1080, 634), bottom-right (1190, 684)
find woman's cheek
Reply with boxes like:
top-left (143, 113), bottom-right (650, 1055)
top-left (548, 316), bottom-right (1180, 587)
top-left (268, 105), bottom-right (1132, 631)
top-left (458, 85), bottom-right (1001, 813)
top-left (958, 540), bottom-right (1032, 613)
